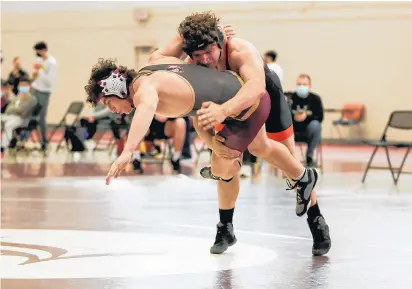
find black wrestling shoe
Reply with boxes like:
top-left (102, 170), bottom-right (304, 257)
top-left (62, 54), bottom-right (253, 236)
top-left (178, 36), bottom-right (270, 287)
top-left (132, 159), bottom-right (144, 174)
top-left (287, 168), bottom-right (319, 217)
top-left (171, 158), bottom-right (181, 174)
top-left (307, 215), bottom-right (331, 256)
top-left (210, 222), bottom-right (237, 254)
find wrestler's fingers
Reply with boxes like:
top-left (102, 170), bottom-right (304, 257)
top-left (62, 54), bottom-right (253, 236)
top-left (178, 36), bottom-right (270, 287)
top-left (205, 121), bottom-right (216, 130)
top-left (214, 135), bottom-right (226, 142)
top-left (105, 171), bottom-right (113, 185)
top-left (114, 168), bottom-right (122, 178)
top-left (201, 102), bottom-right (211, 109)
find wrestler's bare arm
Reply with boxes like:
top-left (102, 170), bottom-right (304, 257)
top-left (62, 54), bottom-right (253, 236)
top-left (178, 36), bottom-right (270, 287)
top-left (149, 34), bottom-right (186, 62)
top-left (123, 80), bottom-right (159, 154)
top-left (221, 38), bottom-right (266, 117)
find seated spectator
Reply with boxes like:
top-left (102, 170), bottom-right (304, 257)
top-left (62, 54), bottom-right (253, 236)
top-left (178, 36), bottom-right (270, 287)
top-left (64, 103), bottom-right (128, 152)
top-left (7, 56), bottom-right (29, 96)
top-left (79, 102), bottom-right (125, 142)
top-left (1, 79), bottom-right (16, 113)
top-left (287, 74), bottom-right (324, 166)
top-left (1, 77), bottom-right (37, 152)
top-left (131, 116), bottom-right (187, 174)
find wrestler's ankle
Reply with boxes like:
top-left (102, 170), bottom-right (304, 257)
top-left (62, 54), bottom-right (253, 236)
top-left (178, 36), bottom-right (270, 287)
top-left (292, 168), bottom-right (307, 181)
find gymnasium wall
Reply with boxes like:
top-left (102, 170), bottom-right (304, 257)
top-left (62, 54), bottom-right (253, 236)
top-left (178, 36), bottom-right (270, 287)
top-left (2, 1), bottom-right (412, 140)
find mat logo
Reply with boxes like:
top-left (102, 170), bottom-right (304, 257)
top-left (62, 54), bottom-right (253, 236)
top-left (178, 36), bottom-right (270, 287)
top-left (1, 229), bottom-right (276, 279)
top-left (0, 241), bottom-right (136, 266)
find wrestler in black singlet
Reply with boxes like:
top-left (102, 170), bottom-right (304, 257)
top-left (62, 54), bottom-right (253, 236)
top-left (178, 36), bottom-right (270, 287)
top-left (135, 63), bottom-right (271, 152)
top-left (224, 41), bottom-right (293, 141)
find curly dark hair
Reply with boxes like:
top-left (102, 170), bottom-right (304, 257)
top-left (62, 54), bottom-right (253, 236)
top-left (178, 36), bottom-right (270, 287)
top-left (178, 11), bottom-right (223, 56)
top-left (84, 58), bottom-right (137, 107)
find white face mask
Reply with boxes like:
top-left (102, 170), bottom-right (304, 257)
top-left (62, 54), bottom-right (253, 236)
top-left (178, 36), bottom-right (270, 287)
top-left (296, 85), bottom-right (309, 98)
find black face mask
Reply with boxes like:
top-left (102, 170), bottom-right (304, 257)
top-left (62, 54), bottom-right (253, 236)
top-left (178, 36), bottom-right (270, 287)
top-left (36, 53), bottom-right (41, 57)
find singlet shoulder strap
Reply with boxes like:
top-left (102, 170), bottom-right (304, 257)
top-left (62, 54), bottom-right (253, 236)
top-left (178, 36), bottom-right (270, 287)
top-left (131, 68), bottom-right (154, 87)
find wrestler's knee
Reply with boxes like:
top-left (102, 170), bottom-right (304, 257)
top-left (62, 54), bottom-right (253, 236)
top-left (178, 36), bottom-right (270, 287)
top-left (248, 139), bottom-right (270, 158)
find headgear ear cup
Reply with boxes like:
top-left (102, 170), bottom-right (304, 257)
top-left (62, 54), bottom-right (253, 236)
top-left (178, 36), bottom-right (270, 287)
top-left (216, 29), bottom-right (224, 49)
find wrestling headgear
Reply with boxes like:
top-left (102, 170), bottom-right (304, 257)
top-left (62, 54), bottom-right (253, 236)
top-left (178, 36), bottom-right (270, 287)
top-left (183, 29), bottom-right (224, 58)
top-left (98, 69), bottom-right (128, 99)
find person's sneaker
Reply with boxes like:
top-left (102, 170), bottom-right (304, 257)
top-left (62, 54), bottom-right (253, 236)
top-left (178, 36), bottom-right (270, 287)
top-left (287, 168), bottom-right (319, 217)
top-left (171, 158), bottom-right (181, 174)
top-left (306, 156), bottom-right (315, 167)
top-left (132, 159), bottom-right (144, 174)
top-left (210, 222), bottom-right (237, 254)
top-left (307, 215), bottom-right (331, 256)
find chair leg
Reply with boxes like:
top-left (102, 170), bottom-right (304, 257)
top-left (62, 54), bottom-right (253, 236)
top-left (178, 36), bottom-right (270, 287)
top-left (333, 125), bottom-right (343, 139)
top-left (361, 146), bottom-right (379, 183)
top-left (393, 146), bottom-right (411, 185)
top-left (383, 146), bottom-right (399, 185)
top-left (318, 144), bottom-right (324, 174)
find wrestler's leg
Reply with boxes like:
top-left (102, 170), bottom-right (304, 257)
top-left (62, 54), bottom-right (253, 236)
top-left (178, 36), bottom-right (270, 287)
top-left (249, 125), bottom-right (305, 179)
top-left (280, 134), bottom-right (317, 206)
top-left (209, 151), bottom-right (239, 254)
top-left (248, 124), bottom-right (318, 217)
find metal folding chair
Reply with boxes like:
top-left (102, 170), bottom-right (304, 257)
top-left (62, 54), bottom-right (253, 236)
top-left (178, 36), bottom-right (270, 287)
top-left (361, 110), bottom-right (412, 185)
top-left (48, 101), bottom-right (85, 152)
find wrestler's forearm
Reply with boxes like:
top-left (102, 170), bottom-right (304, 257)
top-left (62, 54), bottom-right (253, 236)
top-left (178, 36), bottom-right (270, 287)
top-left (123, 104), bottom-right (157, 154)
top-left (221, 80), bottom-right (266, 117)
top-left (149, 34), bottom-right (185, 61)
top-left (193, 117), bottom-right (214, 147)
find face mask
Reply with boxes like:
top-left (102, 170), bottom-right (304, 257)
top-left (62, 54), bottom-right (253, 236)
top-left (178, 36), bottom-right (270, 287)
top-left (296, 85), bottom-right (309, 98)
top-left (18, 86), bottom-right (30, 94)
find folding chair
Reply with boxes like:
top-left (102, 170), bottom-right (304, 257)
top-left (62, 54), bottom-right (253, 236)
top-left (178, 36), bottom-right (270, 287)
top-left (295, 132), bottom-right (324, 174)
top-left (361, 110), bottom-right (412, 185)
top-left (332, 103), bottom-right (365, 140)
top-left (49, 101), bottom-right (85, 152)
top-left (92, 119), bottom-right (116, 153)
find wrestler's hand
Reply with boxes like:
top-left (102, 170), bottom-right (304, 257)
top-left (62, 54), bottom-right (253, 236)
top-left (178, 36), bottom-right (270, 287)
top-left (220, 24), bottom-right (236, 38)
top-left (105, 150), bottom-right (132, 185)
top-left (197, 102), bottom-right (227, 131)
top-left (211, 135), bottom-right (241, 159)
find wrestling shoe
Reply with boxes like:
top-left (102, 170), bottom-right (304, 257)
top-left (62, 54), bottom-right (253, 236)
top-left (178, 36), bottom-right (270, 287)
top-left (307, 215), bottom-right (331, 256)
top-left (286, 168), bottom-right (319, 217)
top-left (210, 222), bottom-right (237, 254)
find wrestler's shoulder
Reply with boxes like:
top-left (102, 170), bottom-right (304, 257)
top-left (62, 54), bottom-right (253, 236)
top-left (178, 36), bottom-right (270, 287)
top-left (228, 37), bottom-right (257, 53)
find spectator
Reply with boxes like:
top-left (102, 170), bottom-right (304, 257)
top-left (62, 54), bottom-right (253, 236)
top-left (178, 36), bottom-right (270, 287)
top-left (131, 116), bottom-right (188, 174)
top-left (264, 50), bottom-right (284, 86)
top-left (1, 76), bottom-right (37, 152)
top-left (7, 56), bottom-right (29, 95)
top-left (288, 74), bottom-right (324, 166)
top-left (31, 41), bottom-right (57, 151)
top-left (80, 103), bottom-right (126, 144)
top-left (1, 79), bottom-right (16, 113)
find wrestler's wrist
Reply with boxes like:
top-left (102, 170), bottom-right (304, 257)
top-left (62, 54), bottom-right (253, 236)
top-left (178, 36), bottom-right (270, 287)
top-left (122, 144), bottom-right (135, 155)
top-left (221, 104), bottom-right (233, 118)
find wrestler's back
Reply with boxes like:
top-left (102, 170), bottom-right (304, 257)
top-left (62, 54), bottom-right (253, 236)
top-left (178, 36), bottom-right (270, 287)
top-left (139, 57), bottom-right (243, 118)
